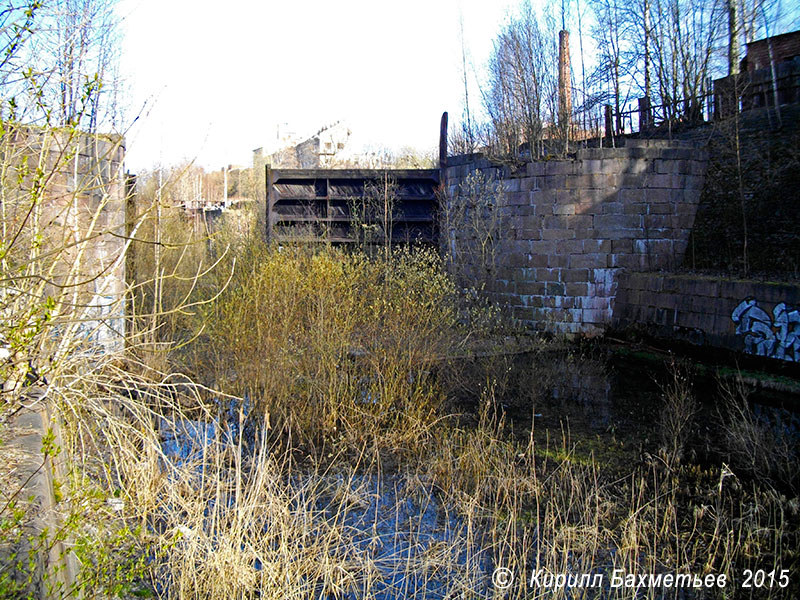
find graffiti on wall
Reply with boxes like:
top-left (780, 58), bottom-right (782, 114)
top-left (731, 299), bottom-right (800, 362)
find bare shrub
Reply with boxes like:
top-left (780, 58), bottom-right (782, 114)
top-left (440, 169), bottom-right (505, 293)
top-left (657, 361), bottom-right (697, 466)
top-left (716, 374), bottom-right (798, 491)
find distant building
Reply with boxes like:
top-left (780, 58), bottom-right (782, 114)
top-left (714, 29), bottom-right (800, 116)
top-left (740, 30), bottom-right (800, 72)
top-left (265, 121), bottom-right (352, 169)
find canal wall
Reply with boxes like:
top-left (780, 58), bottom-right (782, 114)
top-left (1, 124), bottom-right (127, 352)
top-left (614, 272), bottom-right (800, 363)
top-left (444, 140), bottom-right (708, 335)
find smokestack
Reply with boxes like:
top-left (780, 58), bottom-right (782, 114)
top-left (558, 30), bottom-right (572, 128)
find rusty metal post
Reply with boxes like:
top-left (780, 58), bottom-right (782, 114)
top-left (439, 111), bottom-right (448, 177)
top-left (604, 104), bottom-right (613, 145)
top-left (638, 96), bottom-right (651, 131)
top-left (265, 164), bottom-right (272, 242)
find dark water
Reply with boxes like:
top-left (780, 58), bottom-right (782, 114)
top-left (489, 343), bottom-right (800, 478)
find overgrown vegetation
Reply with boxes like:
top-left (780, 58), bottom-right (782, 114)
top-left (1, 1), bottom-right (798, 598)
top-left (3, 155), bottom-right (799, 596)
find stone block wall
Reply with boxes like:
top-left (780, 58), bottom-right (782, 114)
top-left (1, 124), bottom-right (127, 352)
top-left (445, 140), bottom-right (708, 335)
top-left (614, 272), bottom-right (800, 363)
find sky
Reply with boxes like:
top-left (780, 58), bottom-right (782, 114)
top-left (118, 0), bottom-right (518, 172)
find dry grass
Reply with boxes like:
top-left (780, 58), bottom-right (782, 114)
top-left (716, 374), bottom-right (799, 492)
top-left (49, 298), bottom-right (799, 599)
top-left (2, 207), bottom-right (797, 598)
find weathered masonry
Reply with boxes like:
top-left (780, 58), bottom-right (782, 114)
top-left (0, 125), bottom-right (127, 351)
top-left (266, 168), bottom-right (439, 244)
top-left (444, 140), bottom-right (708, 336)
top-left (614, 273), bottom-right (800, 363)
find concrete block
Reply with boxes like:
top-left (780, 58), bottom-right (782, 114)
top-left (602, 202), bottom-right (625, 215)
top-left (618, 158), bottom-right (652, 174)
top-left (670, 174), bottom-right (687, 188)
top-left (655, 158), bottom-right (679, 174)
top-left (570, 253), bottom-right (609, 269)
top-left (625, 139), bottom-right (690, 149)
top-left (563, 268), bottom-right (590, 282)
top-left (506, 191), bottom-right (529, 206)
top-left (548, 254), bottom-right (570, 268)
top-left (518, 282), bottom-right (547, 296)
top-left (644, 189), bottom-right (671, 204)
top-left (612, 239), bottom-right (634, 253)
top-left (624, 202), bottom-right (648, 216)
top-left (620, 173), bottom-right (646, 187)
top-left (576, 147), bottom-right (631, 160)
top-left (543, 215), bottom-right (569, 229)
top-left (690, 278), bottom-right (721, 298)
top-left (530, 240), bottom-right (557, 255)
top-left (501, 254), bottom-right (523, 270)
top-left (526, 295), bottom-right (545, 308)
top-left (643, 215), bottom-right (675, 230)
top-left (531, 189), bottom-right (556, 209)
top-left (546, 161), bottom-right (575, 175)
top-left (581, 188), bottom-right (617, 207)
top-left (516, 205), bottom-right (536, 217)
top-left (645, 174), bottom-right (673, 188)
top-left (567, 214), bottom-right (593, 229)
top-left (609, 248), bottom-right (641, 271)
top-left (527, 253), bottom-right (548, 268)
top-left (579, 159), bottom-right (604, 173)
top-left (566, 282), bottom-right (589, 296)
top-left (685, 175), bottom-right (704, 190)
top-left (627, 147), bottom-right (662, 159)
top-left (541, 228), bottom-right (576, 240)
top-left (583, 239), bottom-right (612, 253)
top-left (556, 240), bottom-right (585, 255)
top-left (594, 214), bottom-right (642, 231)
top-left (553, 203), bottom-right (576, 216)
top-left (526, 162), bottom-right (546, 176)
top-left (619, 188), bottom-right (645, 204)
top-left (647, 202), bottom-right (674, 215)
top-left (582, 308), bottom-right (609, 324)
top-left (535, 268), bottom-right (562, 282)
top-left (546, 281), bottom-right (566, 295)
top-left (542, 174), bottom-right (568, 189)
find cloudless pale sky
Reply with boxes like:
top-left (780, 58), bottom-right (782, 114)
top-left (118, 0), bottom-right (518, 172)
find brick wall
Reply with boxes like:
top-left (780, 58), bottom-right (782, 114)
top-left (743, 31), bottom-right (800, 71)
top-left (614, 272), bottom-right (800, 363)
top-left (445, 140), bottom-right (708, 335)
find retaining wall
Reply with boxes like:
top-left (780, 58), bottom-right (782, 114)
top-left (1, 124), bottom-right (127, 352)
top-left (445, 140), bottom-right (708, 335)
top-left (614, 272), bottom-right (800, 363)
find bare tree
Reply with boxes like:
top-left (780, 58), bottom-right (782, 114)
top-left (440, 170), bottom-right (504, 291)
top-left (647, 0), bottom-right (725, 122)
top-left (18, 0), bottom-right (124, 131)
top-left (590, 0), bottom-right (628, 132)
top-left (482, 0), bottom-right (558, 161)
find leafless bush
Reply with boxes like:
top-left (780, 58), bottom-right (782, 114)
top-left (716, 374), bottom-right (798, 491)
